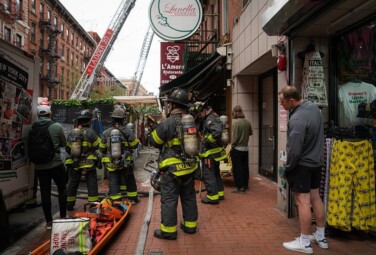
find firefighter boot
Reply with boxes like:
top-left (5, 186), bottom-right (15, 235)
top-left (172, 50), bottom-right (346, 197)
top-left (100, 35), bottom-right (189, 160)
top-left (180, 223), bottom-right (197, 234)
top-left (154, 229), bottom-right (177, 240)
top-left (201, 197), bottom-right (219, 205)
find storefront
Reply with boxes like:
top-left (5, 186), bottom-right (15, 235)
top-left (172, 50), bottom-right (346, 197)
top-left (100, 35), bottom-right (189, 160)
top-left (232, 0), bottom-right (376, 228)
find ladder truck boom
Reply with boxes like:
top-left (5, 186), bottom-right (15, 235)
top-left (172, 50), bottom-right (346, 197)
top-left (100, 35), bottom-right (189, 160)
top-left (130, 26), bottom-right (154, 96)
top-left (70, 0), bottom-right (136, 100)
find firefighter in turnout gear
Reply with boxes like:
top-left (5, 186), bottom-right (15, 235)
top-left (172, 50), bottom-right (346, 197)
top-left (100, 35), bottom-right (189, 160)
top-left (65, 109), bottom-right (101, 210)
top-left (99, 106), bottom-right (140, 204)
top-left (190, 101), bottom-right (227, 204)
top-left (149, 88), bottom-right (199, 240)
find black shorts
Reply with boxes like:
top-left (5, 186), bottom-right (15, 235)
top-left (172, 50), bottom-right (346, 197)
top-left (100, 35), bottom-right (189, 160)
top-left (285, 165), bottom-right (321, 193)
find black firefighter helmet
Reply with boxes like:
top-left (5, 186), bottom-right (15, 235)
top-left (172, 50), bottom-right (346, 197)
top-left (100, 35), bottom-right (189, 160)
top-left (76, 109), bottom-right (92, 126)
top-left (167, 88), bottom-right (190, 107)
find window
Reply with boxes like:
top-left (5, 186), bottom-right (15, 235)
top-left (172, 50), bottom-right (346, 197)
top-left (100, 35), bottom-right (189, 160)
top-left (66, 28), bottom-right (69, 41)
top-left (61, 67), bottom-right (64, 83)
top-left (54, 16), bottom-right (58, 27)
top-left (47, 10), bottom-right (51, 21)
top-left (15, 34), bottom-right (22, 48)
top-left (66, 49), bottom-right (70, 63)
top-left (66, 69), bottom-right (70, 83)
top-left (31, 0), bottom-right (36, 14)
top-left (60, 23), bottom-right (64, 35)
top-left (40, 3), bottom-right (44, 18)
top-left (3, 0), bottom-right (10, 12)
top-left (4, 27), bottom-right (11, 42)
top-left (71, 33), bottom-right (74, 45)
top-left (31, 22), bottom-right (36, 42)
top-left (61, 44), bottom-right (65, 58)
top-left (335, 20), bottom-right (376, 128)
top-left (40, 30), bottom-right (44, 47)
top-left (16, 0), bottom-right (23, 20)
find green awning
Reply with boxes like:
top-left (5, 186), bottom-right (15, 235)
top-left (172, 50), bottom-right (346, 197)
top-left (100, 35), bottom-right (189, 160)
top-left (159, 52), bottom-right (225, 100)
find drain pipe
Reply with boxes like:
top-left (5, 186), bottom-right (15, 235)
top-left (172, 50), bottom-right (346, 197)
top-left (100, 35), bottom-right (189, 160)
top-left (136, 186), bottom-right (155, 255)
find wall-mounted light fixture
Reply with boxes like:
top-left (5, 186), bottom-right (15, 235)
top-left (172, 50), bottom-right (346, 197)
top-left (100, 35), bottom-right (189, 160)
top-left (226, 78), bottom-right (233, 87)
top-left (271, 42), bottom-right (286, 58)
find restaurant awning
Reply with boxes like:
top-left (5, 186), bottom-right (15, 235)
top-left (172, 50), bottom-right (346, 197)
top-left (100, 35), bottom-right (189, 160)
top-left (159, 52), bottom-right (226, 101)
top-left (113, 95), bottom-right (159, 105)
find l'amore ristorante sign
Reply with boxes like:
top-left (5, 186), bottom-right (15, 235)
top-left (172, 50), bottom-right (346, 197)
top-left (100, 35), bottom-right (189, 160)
top-left (149, 0), bottom-right (203, 41)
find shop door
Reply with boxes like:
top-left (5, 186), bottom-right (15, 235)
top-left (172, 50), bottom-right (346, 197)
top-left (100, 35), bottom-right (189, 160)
top-left (259, 69), bottom-right (277, 182)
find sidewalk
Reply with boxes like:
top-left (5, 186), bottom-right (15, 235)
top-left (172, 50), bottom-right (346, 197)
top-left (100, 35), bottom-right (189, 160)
top-left (9, 148), bottom-right (376, 255)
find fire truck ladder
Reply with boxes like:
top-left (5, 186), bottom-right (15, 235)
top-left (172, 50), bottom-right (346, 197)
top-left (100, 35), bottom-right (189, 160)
top-left (130, 26), bottom-right (154, 96)
top-left (70, 0), bottom-right (136, 100)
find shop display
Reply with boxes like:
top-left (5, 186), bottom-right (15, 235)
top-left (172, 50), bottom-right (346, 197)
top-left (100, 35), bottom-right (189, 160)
top-left (338, 79), bottom-right (376, 127)
top-left (300, 47), bottom-right (328, 108)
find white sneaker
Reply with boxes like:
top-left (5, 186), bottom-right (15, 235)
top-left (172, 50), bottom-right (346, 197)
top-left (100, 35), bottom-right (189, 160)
top-left (310, 233), bottom-right (329, 249)
top-left (283, 238), bottom-right (313, 254)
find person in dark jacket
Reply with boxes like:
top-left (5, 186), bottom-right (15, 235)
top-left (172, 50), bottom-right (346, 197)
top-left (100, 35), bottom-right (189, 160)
top-left (149, 88), bottom-right (199, 240)
top-left (190, 101), bottom-right (227, 204)
top-left (279, 86), bottom-right (327, 254)
top-left (99, 106), bottom-right (140, 204)
top-left (65, 109), bottom-right (101, 211)
top-left (32, 105), bottom-right (67, 230)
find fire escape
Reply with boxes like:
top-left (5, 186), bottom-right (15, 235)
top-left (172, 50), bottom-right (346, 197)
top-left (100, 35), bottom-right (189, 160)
top-left (39, 16), bottom-right (61, 99)
top-left (181, 1), bottom-right (221, 71)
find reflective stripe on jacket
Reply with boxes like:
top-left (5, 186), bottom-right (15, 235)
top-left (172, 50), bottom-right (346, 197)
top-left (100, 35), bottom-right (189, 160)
top-left (199, 111), bottom-right (227, 162)
top-left (150, 114), bottom-right (198, 176)
top-left (65, 127), bottom-right (100, 170)
top-left (99, 125), bottom-right (139, 171)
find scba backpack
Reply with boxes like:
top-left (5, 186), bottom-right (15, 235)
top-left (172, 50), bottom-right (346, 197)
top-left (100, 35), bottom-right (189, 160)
top-left (28, 121), bottom-right (56, 164)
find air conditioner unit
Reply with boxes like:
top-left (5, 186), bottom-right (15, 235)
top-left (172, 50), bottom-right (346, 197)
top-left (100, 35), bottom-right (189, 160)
top-left (61, 56), bottom-right (65, 61)
top-left (80, 50), bottom-right (84, 54)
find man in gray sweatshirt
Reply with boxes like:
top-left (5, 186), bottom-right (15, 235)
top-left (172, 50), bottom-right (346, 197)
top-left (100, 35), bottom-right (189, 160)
top-left (279, 86), bottom-right (327, 254)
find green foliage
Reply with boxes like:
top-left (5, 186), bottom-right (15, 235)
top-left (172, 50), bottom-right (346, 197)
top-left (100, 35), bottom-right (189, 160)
top-left (137, 105), bottom-right (161, 117)
top-left (52, 98), bottom-right (117, 106)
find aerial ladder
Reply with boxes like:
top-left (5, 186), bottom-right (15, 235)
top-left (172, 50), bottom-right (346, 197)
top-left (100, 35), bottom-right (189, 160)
top-left (130, 26), bottom-right (154, 96)
top-left (70, 0), bottom-right (136, 100)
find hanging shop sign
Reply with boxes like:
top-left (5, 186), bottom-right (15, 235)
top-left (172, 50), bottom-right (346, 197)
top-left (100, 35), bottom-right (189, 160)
top-left (160, 42), bottom-right (185, 86)
top-left (149, 0), bottom-right (203, 41)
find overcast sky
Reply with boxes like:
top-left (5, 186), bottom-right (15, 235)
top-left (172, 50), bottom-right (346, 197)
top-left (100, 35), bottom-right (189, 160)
top-left (60, 0), bottom-right (162, 95)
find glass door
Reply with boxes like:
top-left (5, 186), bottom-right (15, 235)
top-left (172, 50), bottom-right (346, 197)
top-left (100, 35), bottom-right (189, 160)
top-left (259, 69), bottom-right (277, 182)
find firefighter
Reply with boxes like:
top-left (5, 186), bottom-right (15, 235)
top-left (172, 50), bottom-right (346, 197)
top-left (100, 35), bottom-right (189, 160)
top-left (190, 101), bottom-right (227, 204)
top-left (99, 106), bottom-right (140, 204)
top-left (65, 109), bottom-right (101, 211)
top-left (149, 88), bottom-right (199, 240)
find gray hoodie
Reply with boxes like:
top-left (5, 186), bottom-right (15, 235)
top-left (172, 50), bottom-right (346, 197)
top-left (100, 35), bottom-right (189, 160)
top-left (285, 100), bottom-right (324, 172)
